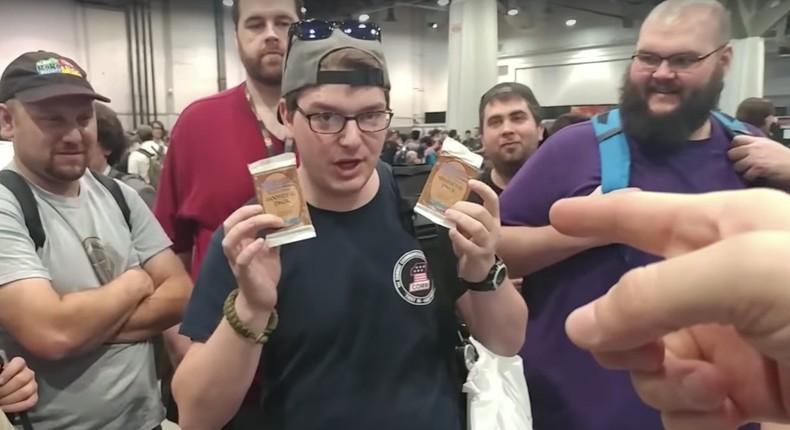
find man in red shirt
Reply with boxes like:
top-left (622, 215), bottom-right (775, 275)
top-left (155, 0), bottom-right (301, 282)
top-left (153, 0), bottom-right (301, 428)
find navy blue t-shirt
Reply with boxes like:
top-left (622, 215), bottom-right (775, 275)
top-left (180, 166), bottom-right (463, 430)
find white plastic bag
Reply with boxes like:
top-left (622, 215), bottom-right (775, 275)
top-left (463, 337), bottom-right (533, 430)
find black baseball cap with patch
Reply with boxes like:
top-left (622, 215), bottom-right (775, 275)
top-left (0, 51), bottom-right (110, 103)
top-left (479, 82), bottom-right (541, 116)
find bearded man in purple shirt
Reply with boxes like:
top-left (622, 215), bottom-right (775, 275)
top-left (498, 1), bottom-right (790, 429)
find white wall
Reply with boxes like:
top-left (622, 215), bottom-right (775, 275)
top-left (499, 27), bottom-right (790, 109)
top-left (0, 0), bottom-right (221, 130)
top-left (0, 1), bottom-right (449, 130)
top-left (3, 1), bottom-right (786, 129)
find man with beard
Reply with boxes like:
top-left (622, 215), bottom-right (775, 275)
top-left (0, 50), bottom-right (190, 430)
top-left (497, 1), bottom-right (790, 429)
top-left (153, 0), bottom-right (302, 427)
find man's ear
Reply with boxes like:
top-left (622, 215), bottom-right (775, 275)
top-left (0, 103), bottom-right (15, 141)
top-left (719, 44), bottom-right (733, 75)
top-left (278, 99), bottom-right (294, 140)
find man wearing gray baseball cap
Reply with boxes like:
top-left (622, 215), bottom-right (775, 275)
top-left (173, 19), bottom-right (526, 430)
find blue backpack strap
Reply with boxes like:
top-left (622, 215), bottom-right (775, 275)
top-left (711, 110), bottom-right (751, 138)
top-left (592, 108), bottom-right (631, 193)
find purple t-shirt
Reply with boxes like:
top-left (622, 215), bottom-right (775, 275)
top-left (500, 117), bottom-right (762, 430)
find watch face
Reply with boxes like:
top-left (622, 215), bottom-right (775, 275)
top-left (493, 262), bottom-right (508, 286)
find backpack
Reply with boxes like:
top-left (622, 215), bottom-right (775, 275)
top-left (137, 145), bottom-right (165, 188)
top-left (592, 108), bottom-right (752, 193)
top-left (0, 170), bottom-right (131, 250)
top-left (386, 163), bottom-right (475, 423)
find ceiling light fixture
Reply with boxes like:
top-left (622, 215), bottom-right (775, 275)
top-left (437, 0), bottom-right (450, 6)
top-left (300, 6), bottom-right (307, 14)
top-left (507, 8), bottom-right (519, 16)
top-left (565, 19), bottom-right (577, 26)
top-left (359, 13), bottom-right (370, 22)
top-left (222, 0), bottom-right (233, 6)
top-left (428, 22), bottom-right (439, 29)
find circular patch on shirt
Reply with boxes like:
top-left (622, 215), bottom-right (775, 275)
top-left (392, 250), bottom-right (435, 306)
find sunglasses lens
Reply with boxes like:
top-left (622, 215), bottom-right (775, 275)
top-left (339, 21), bottom-right (381, 41)
top-left (293, 20), bottom-right (334, 40)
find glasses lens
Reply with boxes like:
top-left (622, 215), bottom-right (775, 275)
top-left (667, 54), bottom-right (700, 70)
top-left (292, 20), bottom-right (334, 40)
top-left (339, 20), bottom-right (382, 41)
top-left (358, 111), bottom-right (391, 132)
top-left (310, 113), bottom-right (346, 134)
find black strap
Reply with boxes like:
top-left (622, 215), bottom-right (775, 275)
top-left (15, 411), bottom-right (34, 430)
top-left (382, 163), bottom-right (466, 318)
top-left (0, 170), bottom-right (46, 250)
top-left (0, 170), bottom-right (132, 250)
top-left (90, 170), bottom-right (132, 231)
top-left (137, 148), bottom-right (155, 159)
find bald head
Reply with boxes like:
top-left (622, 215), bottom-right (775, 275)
top-left (643, 0), bottom-right (731, 47)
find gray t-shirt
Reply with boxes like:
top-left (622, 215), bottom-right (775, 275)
top-left (0, 166), bottom-right (171, 430)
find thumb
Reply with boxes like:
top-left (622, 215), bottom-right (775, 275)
top-left (565, 231), bottom-right (790, 362)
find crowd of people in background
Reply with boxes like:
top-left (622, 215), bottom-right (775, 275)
top-left (2, 0), bottom-right (790, 430)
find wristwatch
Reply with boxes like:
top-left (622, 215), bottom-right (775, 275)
top-left (461, 258), bottom-right (508, 292)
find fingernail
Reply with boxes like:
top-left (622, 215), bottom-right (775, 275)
top-left (566, 304), bottom-right (602, 346)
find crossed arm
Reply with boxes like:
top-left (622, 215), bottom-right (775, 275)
top-left (110, 250), bottom-right (192, 343)
top-left (0, 249), bottom-right (190, 361)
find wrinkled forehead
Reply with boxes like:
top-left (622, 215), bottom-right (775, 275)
top-left (637, 11), bottom-right (721, 54)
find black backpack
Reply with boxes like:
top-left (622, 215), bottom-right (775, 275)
top-left (0, 170), bottom-right (131, 250)
top-left (385, 163), bottom-right (476, 423)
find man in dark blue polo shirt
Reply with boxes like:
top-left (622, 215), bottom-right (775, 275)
top-left (170, 19), bottom-right (527, 430)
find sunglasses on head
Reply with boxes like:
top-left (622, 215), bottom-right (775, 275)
top-left (288, 19), bottom-right (382, 43)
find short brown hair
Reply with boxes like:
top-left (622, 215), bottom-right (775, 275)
top-left (283, 48), bottom-right (390, 119)
top-left (232, 0), bottom-right (303, 30)
top-left (479, 83), bottom-right (542, 131)
top-left (736, 97), bottom-right (775, 129)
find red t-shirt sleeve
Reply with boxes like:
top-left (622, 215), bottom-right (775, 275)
top-left (154, 117), bottom-right (195, 254)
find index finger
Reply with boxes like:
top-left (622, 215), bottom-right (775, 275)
top-left (566, 231), bottom-right (790, 353)
top-left (467, 179), bottom-right (499, 219)
top-left (0, 357), bottom-right (25, 383)
top-left (549, 189), bottom-right (790, 258)
top-left (730, 134), bottom-right (754, 148)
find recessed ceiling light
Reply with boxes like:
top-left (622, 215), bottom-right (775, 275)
top-left (507, 8), bottom-right (519, 16)
top-left (429, 22), bottom-right (439, 29)
top-left (359, 13), bottom-right (370, 22)
top-left (222, 0), bottom-right (233, 6)
top-left (565, 19), bottom-right (577, 26)
top-left (437, 0), bottom-right (450, 5)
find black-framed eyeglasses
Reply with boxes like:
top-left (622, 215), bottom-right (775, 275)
top-left (288, 19), bottom-right (382, 43)
top-left (631, 44), bottom-right (727, 71)
top-left (295, 106), bottom-right (393, 134)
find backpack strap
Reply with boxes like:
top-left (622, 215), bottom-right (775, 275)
top-left (0, 170), bottom-right (45, 250)
top-left (592, 108), bottom-right (631, 193)
top-left (711, 110), bottom-right (752, 139)
top-left (137, 147), bottom-right (156, 159)
top-left (379, 163), bottom-right (462, 305)
top-left (89, 170), bottom-right (132, 232)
